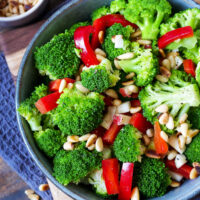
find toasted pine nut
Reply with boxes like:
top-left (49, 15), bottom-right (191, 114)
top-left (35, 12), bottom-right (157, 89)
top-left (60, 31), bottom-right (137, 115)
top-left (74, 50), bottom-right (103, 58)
top-left (156, 75), bottom-right (169, 82)
top-left (76, 82), bottom-right (89, 93)
top-left (67, 83), bottom-right (74, 89)
top-left (63, 142), bottom-right (74, 151)
top-left (137, 39), bottom-right (152, 45)
top-left (125, 85), bottom-right (139, 93)
top-left (130, 186), bottom-right (140, 200)
top-left (114, 58), bottom-right (121, 69)
top-left (86, 134), bottom-right (97, 147)
top-left (25, 189), bottom-right (34, 196)
top-left (112, 99), bottom-right (122, 106)
top-left (190, 168), bottom-right (199, 179)
top-left (162, 59), bottom-right (171, 70)
top-left (28, 194), bottom-right (40, 200)
top-left (130, 106), bottom-right (142, 114)
top-left (175, 154), bottom-right (187, 169)
top-left (170, 181), bottom-right (180, 188)
top-left (117, 52), bottom-right (134, 60)
top-left (159, 49), bottom-right (166, 58)
top-left (159, 113), bottom-right (169, 125)
top-left (186, 136), bottom-right (192, 145)
top-left (177, 123), bottom-right (188, 137)
top-left (96, 54), bottom-right (106, 62)
top-left (146, 128), bottom-right (154, 137)
top-left (67, 135), bottom-right (79, 143)
top-left (155, 104), bottom-right (168, 113)
top-left (39, 184), bottom-right (49, 191)
top-left (105, 89), bottom-right (118, 99)
top-left (98, 30), bottom-right (104, 44)
top-left (122, 80), bottom-right (135, 86)
top-left (95, 48), bottom-right (106, 57)
top-left (145, 150), bottom-right (161, 159)
top-left (79, 134), bottom-right (91, 142)
top-left (178, 135), bottom-right (186, 149)
top-left (160, 66), bottom-right (171, 78)
top-left (188, 129), bottom-right (199, 138)
top-left (143, 134), bottom-right (150, 146)
top-left (125, 72), bottom-right (135, 79)
top-left (76, 75), bottom-right (81, 81)
top-left (160, 131), bottom-right (168, 142)
top-left (166, 115), bottom-right (174, 130)
top-left (192, 162), bottom-right (200, 174)
top-left (59, 79), bottom-right (66, 93)
top-left (167, 150), bottom-right (177, 160)
top-left (179, 113), bottom-right (188, 124)
top-left (168, 55), bottom-right (176, 69)
top-left (88, 144), bottom-right (95, 151)
top-left (131, 30), bottom-right (142, 38)
top-left (95, 137), bottom-right (104, 152)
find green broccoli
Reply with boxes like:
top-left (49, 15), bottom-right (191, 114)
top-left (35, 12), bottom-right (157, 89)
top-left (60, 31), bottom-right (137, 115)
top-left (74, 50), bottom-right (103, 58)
top-left (110, 0), bottom-right (126, 14)
top-left (102, 23), bottom-right (134, 61)
top-left (41, 112), bottom-right (56, 129)
top-left (134, 157), bottom-right (171, 198)
top-left (123, 0), bottom-right (171, 40)
top-left (53, 88), bottom-right (105, 136)
top-left (18, 84), bottom-right (48, 131)
top-left (195, 62), bottom-right (200, 86)
top-left (184, 133), bottom-right (200, 164)
top-left (68, 21), bottom-right (90, 35)
top-left (113, 125), bottom-right (143, 162)
top-left (188, 107), bottom-right (200, 129)
top-left (160, 8), bottom-right (200, 50)
top-left (53, 144), bottom-right (101, 185)
top-left (118, 43), bottom-right (158, 86)
top-left (34, 31), bottom-right (80, 80)
top-left (91, 6), bottom-right (110, 22)
top-left (81, 59), bottom-right (120, 93)
top-left (34, 128), bottom-right (65, 158)
top-left (139, 70), bottom-right (200, 133)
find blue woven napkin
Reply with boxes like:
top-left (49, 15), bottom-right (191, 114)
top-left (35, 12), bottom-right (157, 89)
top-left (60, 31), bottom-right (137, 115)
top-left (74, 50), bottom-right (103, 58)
top-left (0, 52), bottom-right (52, 200)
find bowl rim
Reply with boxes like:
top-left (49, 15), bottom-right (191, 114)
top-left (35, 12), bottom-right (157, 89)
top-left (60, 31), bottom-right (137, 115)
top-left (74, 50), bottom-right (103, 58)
top-left (0, 0), bottom-right (45, 21)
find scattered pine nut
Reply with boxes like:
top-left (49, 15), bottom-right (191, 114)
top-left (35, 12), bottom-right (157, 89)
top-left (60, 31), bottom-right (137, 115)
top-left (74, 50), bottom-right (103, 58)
top-left (86, 134), bottom-right (97, 147)
top-left (156, 75), bottom-right (169, 83)
top-left (27, 194), bottom-right (40, 200)
top-left (168, 55), bottom-right (176, 69)
top-left (39, 184), bottom-right (49, 191)
top-left (125, 72), bottom-right (135, 79)
top-left (167, 150), bottom-right (177, 160)
top-left (130, 106), bottom-right (142, 114)
top-left (177, 123), bottom-right (188, 137)
top-left (160, 66), bottom-right (171, 78)
top-left (192, 162), bottom-right (200, 175)
top-left (155, 104), bottom-right (168, 113)
top-left (143, 134), bottom-right (150, 146)
top-left (88, 144), bottom-right (95, 151)
top-left (146, 128), bottom-right (154, 137)
top-left (160, 131), bottom-right (168, 142)
top-left (75, 82), bottom-right (89, 93)
top-left (122, 80), bottom-right (135, 86)
top-left (190, 168), bottom-right (199, 179)
top-left (162, 59), bottom-right (171, 70)
top-left (95, 48), bottom-right (106, 57)
top-left (96, 54), bottom-right (106, 62)
top-left (98, 30), bottom-right (104, 44)
top-left (95, 137), bottom-right (104, 152)
top-left (175, 154), bottom-right (187, 169)
top-left (63, 142), bottom-right (74, 151)
top-left (75, 75), bottom-right (81, 81)
top-left (117, 52), bottom-right (134, 60)
top-left (175, 56), bottom-right (183, 69)
top-left (112, 99), bottom-right (122, 106)
top-left (159, 113), bottom-right (169, 125)
top-left (114, 59), bottom-right (121, 69)
top-left (188, 129), bottom-right (199, 138)
top-left (67, 83), bottom-right (74, 90)
top-left (125, 85), bottom-right (139, 93)
top-left (159, 49), bottom-right (166, 58)
top-left (170, 181), bottom-right (180, 188)
top-left (67, 135), bottom-right (79, 143)
top-left (178, 135), bottom-right (186, 149)
top-left (59, 79), bottom-right (66, 93)
top-left (25, 189), bottom-right (34, 196)
top-left (166, 115), bottom-right (174, 130)
top-left (131, 30), bottom-right (142, 38)
top-left (145, 150), bottom-right (161, 159)
top-left (186, 136), bottom-right (192, 145)
top-left (105, 89), bottom-right (118, 99)
top-left (179, 113), bottom-right (188, 124)
top-left (79, 134), bottom-right (91, 142)
top-left (130, 186), bottom-right (140, 200)
top-left (137, 39), bottom-right (151, 45)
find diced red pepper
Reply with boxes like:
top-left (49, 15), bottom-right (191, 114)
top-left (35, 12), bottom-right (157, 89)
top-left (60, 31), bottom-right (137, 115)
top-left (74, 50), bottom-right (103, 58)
top-left (129, 113), bottom-right (153, 134)
top-left (154, 121), bottom-right (168, 155)
top-left (118, 163), bottom-right (134, 200)
top-left (183, 59), bottom-right (196, 77)
top-left (74, 25), bottom-right (100, 67)
top-left (91, 126), bottom-right (106, 137)
top-left (103, 95), bottom-right (113, 106)
top-left (119, 88), bottom-right (131, 98)
top-left (132, 93), bottom-right (139, 99)
top-left (165, 159), bottom-right (193, 179)
top-left (131, 100), bottom-right (141, 107)
top-left (35, 92), bottom-right (61, 114)
top-left (102, 158), bottom-right (120, 195)
top-left (158, 26), bottom-right (194, 49)
top-left (49, 78), bottom-right (75, 92)
top-left (102, 123), bottom-right (123, 144)
top-left (91, 14), bottom-right (138, 49)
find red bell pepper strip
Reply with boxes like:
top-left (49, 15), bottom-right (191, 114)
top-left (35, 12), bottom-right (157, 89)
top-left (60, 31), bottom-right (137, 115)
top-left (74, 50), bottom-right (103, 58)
top-left (102, 123), bottom-right (123, 144)
top-left (154, 121), bottom-right (168, 155)
top-left (91, 14), bottom-right (138, 49)
top-left (49, 78), bottom-right (75, 92)
top-left (118, 163), bottom-right (134, 200)
top-left (183, 59), bottom-right (196, 77)
top-left (158, 26), bottom-right (194, 49)
top-left (129, 113), bottom-right (153, 134)
top-left (102, 158), bottom-right (120, 195)
top-left (74, 25), bottom-right (100, 67)
top-left (35, 92), bottom-right (61, 114)
top-left (165, 159), bottom-right (193, 179)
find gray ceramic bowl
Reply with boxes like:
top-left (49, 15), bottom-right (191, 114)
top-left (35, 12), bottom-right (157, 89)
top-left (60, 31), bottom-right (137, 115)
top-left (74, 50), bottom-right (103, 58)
top-left (16, 0), bottom-right (200, 199)
top-left (0, 0), bottom-right (48, 27)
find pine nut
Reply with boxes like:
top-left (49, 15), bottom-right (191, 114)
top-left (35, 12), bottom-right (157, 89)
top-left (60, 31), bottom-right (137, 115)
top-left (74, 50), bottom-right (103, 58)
top-left (114, 35), bottom-right (124, 49)
top-left (188, 129), bottom-right (199, 138)
top-left (177, 123), bottom-right (188, 137)
top-left (63, 142), bottom-right (74, 151)
top-left (86, 134), bottom-right (97, 147)
top-left (59, 79), bottom-right (66, 93)
top-left (95, 48), bottom-right (106, 57)
top-left (168, 135), bottom-right (186, 154)
top-left (122, 80), bottom-right (135, 86)
top-left (178, 135), bottom-right (186, 149)
top-left (79, 134), bottom-right (91, 142)
top-left (175, 56), bottom-right (183, 69)
top-left (125, 72), bottom-right (135, 79)
top-left (130, 187), bottom-right (140, 200)
top-left (159, 113), bottom-right (169, 125)
top-left (160, 131), bottom-right (168, 142)
top-left (76, 82), bottom-right (89, 93)
top-left (162, 59), bottom-right (171, 70)
top-left (39, 184), bottom-right (49, 191)
top-left (156, 75), bottom-right (169, 82)
top-left (117, 52), bottom-right (134, 60)
top-left (67, 135), bottom-right (79, 143)
top-left (159, 49), bottom-right (166, 58)
top-left (190, 168), bottom-right (199, 179)
top-left (167, 150), bottom-right (177, 160)
top-left (95, 137), bottom-right (104, 152)
top-left (98, 30), bottom-right (104, 44)
top-left (76, 75), bottom-right (81, 81)
top-left (146, 128), bottom-right (154, 137)
top-left (168, 171), bottom-right (183, 182)
top-left (131, 30), bottom-right (142, 38)
top-left (112, 99), bottom-right (122, 106)
top-left (87, 144), bottom-right (95, 151)
top-left (155, 104), bottom-right (168, 113)
top-left (25, 189), bottom-right (34, 196)
top-left (175, 154), bottom-right (187, 169)
top-left (67, 83), bottom-right (74, 89)
top-left (192, 162), bottom-right (200, 175)
top-left (160, 66), bottom-right (171, 78)
top-left (137, 39), bottom-right (152, 45)
top-left (28, 194), bottom-right (40, 200)
top-left (168, 55), bottom-right (176, 69)
top-left (105, 89), bottom-right (118, 99)
top-left (166, 115), bottom-right (174, 130)
top-left (145, 150), bottom-right (161, 159)
top-left (170, 181), bottom-right (180, 188)
top-left (125, 85), bottom-right (139, 93)
top-left (130, 107), bottom-right (142, 114)
top-left (143, 134), bottom-right (150, 146)
top-left (186, 136), bottom-right (192, 145)
top-left (179, 113), bottom-right (188, 124)
top-left (96, 54), bottom-right (106, 62)
top-left (114, 58), bottom-right (121, 69)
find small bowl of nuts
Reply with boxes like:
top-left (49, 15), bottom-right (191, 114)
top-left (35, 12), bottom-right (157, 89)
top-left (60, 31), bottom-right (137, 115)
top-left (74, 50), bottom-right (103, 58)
top-left (0, 0), bottom-right (48, 27)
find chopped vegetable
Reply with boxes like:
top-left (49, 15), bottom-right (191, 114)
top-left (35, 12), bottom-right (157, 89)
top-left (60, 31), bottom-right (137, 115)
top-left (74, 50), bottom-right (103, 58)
top-left (49, 78), bottom-right (75, 92)
top-left (183, 59), bottom-right (196, 77)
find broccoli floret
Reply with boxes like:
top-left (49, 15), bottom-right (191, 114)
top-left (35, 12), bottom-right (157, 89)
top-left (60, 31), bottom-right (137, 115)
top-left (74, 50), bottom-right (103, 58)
top-left (41, 112), bottom-right (56, 129)
top-left (18, 84), bottom-right (48, 131)
top-left (102, 23), bottom-right (134, 61)
top-left (81, 59), bottom-right (120, 93)
top-left (113, 125), bottom-right (143, 162)
top-left (34, 128), bottom-right (65, 157)
top-left (160, 8), bottom-right (200, 50)
top-left (124, 0), bottom-right (171, 40)
top-left (110, 0), bottom-right (126, 14)
top-left (34, 31), bottom-right (80, 80)
top-left (68, 21), bottom-right (90, 35)
top-left (139, 70), bottom-right (200, 133)
top-left (53, 88), bottom-right (105, 136)
top-left (184, 133), bottom-right (200, 164)
top-left (188, 107), bottom-right (200, 129)
top-left (134, 157), bottom-right (171, 198)
top-left (91, 6), bottom-right (110, 22)
top-left (118, 43), bottom-right (158, 86)
top-left (53, 144), bottom-right (101, 185)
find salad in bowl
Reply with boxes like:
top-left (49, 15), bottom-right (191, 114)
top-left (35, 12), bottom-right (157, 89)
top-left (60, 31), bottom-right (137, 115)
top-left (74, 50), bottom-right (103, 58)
top-left (17, 0), bottom-right (200, 199)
